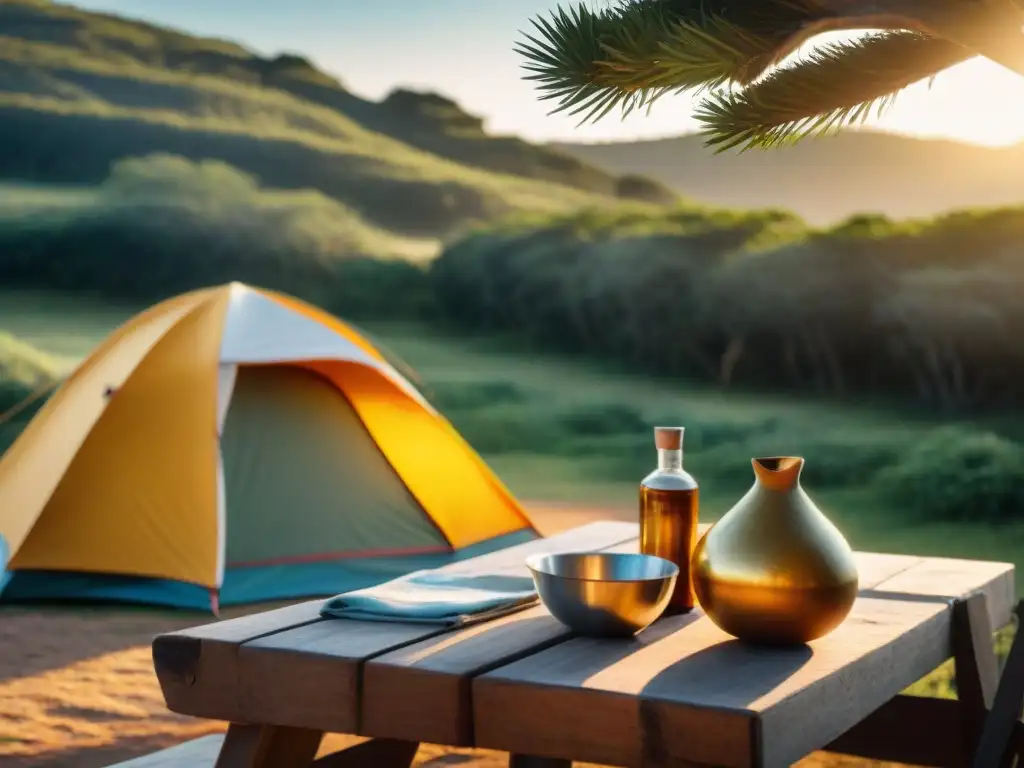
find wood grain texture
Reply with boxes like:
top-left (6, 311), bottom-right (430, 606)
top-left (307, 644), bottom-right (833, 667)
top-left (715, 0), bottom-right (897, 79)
top-left (362, 604), bottom-right (569, 745)
top-left (153, 600), bottom-right (324, 719)
top-left (154, 521), bottom-right (638, 730)
top-left (865, 556), bottom-right (1016, 630)
top-left (473, 558), bottom-right (1015, 768)
top-left (151, 518), bottom-right (1016, 767)
top-left (213, 723), bottom-right (322, 768)
top-left (952, 593), bottom-right (1000, 760)
top-left (357, 545), bottom-right (952, 751)
top-left (474, 599), bottom-right (948, 767)
top-left (361, 536), bottom-right (646, 745)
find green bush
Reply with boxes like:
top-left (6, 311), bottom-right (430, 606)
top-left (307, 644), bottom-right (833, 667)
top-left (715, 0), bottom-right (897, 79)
top-left (558, 404), bottom-right (649, 437)
top-left (794, 440), bottom-right (899, 488)
top-left (878, 428), bottom-right (1024, 523)
top-left (431, 204), bottom-right (1024, 412)
top-left (0, 333), bottom-right (59, 451)
top-left (0, 155), bottom-right (436, 318)
top-left (674, 418), bottom-right (779, 452)
top-left (427, 381), bottom-right (527, 412)
top-left (445, 408), bottom-right (564, 456)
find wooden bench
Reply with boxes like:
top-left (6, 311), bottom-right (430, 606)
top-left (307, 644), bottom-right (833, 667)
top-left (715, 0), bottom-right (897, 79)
top-left (140, 521), bottom-right (1023, 767)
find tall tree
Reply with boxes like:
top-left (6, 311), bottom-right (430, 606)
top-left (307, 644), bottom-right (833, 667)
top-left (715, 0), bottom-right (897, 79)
top-left (516, 0), bottom-right (1024, 150)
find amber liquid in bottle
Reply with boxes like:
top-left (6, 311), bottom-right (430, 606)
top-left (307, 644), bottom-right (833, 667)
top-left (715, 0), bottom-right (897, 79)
top-left (640, 426), bottom-right (699, 614)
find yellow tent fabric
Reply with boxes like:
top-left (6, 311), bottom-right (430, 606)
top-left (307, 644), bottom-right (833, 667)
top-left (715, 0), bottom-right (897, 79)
top-left (0, 283), bottom-right (536, 592)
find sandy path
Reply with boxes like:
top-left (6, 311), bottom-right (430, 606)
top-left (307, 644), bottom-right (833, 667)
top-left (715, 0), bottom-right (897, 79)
top-left (0, 503), bottom-right (894, 767)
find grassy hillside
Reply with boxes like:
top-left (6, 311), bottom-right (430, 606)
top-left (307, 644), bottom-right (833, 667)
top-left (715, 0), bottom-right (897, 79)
top-left (0, 158), bottom-right (445, 316)
top-left (554, 131), bottom-right (1024, 226)
top-left (0, 0), bottom-right (676, 240)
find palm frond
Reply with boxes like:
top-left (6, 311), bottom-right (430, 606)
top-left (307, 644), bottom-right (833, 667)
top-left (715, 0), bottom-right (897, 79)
top-left (694, 32), bottom-right (971, 152)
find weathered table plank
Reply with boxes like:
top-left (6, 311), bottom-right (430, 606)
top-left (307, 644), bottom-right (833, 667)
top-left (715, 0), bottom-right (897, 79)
top-left (152, 599), bottom-right (325, 719)
top-left (472, 558), bottom-right (1015, 768)
top-left (358, 539), bottom-right (929, 747)
top-left (863, 555), bottom-right (1017, 627)
top-left (360, 538), bottom-right (643, 745)
top-left (153, 521), bottom-right (639, 729)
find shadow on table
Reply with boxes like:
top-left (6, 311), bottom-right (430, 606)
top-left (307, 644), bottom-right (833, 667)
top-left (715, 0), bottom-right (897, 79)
top-left (640, 635), bottom-right (814, 705)
top-left (487, 610), bottom-right (814, 708)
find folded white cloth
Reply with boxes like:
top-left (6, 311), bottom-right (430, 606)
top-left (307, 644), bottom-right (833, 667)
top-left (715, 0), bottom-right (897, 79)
top-left (320, 569), bottom-right (539, 627)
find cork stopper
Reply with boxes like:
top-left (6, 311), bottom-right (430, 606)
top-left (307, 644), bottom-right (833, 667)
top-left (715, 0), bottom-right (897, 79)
top-left (654, 426), bottom-right (684, 451)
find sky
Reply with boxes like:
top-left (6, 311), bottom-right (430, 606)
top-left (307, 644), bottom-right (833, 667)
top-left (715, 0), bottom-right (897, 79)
top-left (71, 0), bottom-right (1024, 147)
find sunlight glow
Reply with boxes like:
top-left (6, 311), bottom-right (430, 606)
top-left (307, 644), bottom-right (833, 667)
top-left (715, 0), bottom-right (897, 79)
top-left (776, 32), bottom-right (1024, 148)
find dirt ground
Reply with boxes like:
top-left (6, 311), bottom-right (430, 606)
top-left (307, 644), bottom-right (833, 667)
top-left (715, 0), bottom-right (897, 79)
top-left (0, 503), bottom-right (897, 767)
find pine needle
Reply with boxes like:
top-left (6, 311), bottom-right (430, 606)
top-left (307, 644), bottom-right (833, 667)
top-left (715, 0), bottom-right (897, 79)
top-left (516, 0), bottom-right (977, 148)
top-left (694, 33), bottom-right (971, 152)
top-left (515, 1), bottom-right (804, 125)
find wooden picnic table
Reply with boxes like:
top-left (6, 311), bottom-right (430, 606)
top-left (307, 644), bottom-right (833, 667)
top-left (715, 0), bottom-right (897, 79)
top-left (149, 520), bottom-right (1022, 768)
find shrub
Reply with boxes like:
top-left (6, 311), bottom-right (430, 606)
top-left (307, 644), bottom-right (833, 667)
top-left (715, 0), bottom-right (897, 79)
top-left (0, 154), bottom-right (436, 318)
top-left (431, 205), bottom-right (1024, 411)
top-left (877, 428), bottom-right (1024, 522)
top-left (445, 408), bottom-right (563, 456)
top-left (558, 403), bottom-right (649, 437)
top-left (427, 381), bottom-right (527, 412)
top-left (0, 333), bottom-right (59, 451)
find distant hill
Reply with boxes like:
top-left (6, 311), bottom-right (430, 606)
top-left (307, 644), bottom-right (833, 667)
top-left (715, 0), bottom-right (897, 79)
top-left (0, 0), bottom-right (676, 240)
top-left (553, 131), bottom-right (1024, 226)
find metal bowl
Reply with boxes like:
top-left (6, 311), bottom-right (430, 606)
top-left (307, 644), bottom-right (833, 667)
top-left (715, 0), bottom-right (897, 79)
top-left (525, 552), bottom-right (679, 638)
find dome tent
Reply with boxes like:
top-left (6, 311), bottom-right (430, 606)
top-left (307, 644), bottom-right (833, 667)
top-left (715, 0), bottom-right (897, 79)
top-left (0, 283), bottom-right (537, 610)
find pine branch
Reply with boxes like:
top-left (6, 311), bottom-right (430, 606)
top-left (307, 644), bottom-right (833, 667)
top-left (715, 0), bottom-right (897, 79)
top-left (514, 0), bottom-right (820, 125)
top-left (694, 32), bottom-right (971, 152)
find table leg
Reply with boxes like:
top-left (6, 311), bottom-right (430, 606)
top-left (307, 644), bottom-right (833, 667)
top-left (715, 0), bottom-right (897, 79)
top-left (953, 593), bottom-right (1000, 757)
top-left (315, 738), bottom-right (419, 767)
top-left (213, 726), bottom-right (419, 768)
top-left (508, 756), bottom-right (572, 768)
top-left (972, 601), bottom-right (1024, 768)
top-left (214, 723), bottom-right (323, 768)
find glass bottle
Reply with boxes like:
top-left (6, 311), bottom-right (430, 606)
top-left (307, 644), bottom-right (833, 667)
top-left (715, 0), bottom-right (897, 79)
top-left (640, 426), bottom-right (700, 614)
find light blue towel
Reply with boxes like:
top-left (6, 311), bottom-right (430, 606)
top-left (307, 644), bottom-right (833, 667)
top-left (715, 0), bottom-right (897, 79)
top-left (320, 569), bottom-right (539, 627)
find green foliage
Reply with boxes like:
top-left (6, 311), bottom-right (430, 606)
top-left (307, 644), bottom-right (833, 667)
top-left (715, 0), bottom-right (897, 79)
top-left (0, 155), bottom-right (438, 318)
top-left (433, 204), bottom-right (1024, 413)
top-left (879, 429), bottom-right (1024, 523)
top-left (424, 379), bottom-right (907, 497)
top-left (0, 331), bottom-right (60, 390)
top-left (0, 333), bottom-right (58, 441)
top-left (416, 376), bottom-right (1024, 526)
top-left (558, 403), bottom-right (649, 437)
top-left (426, 381), bottom-right (528, 411)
